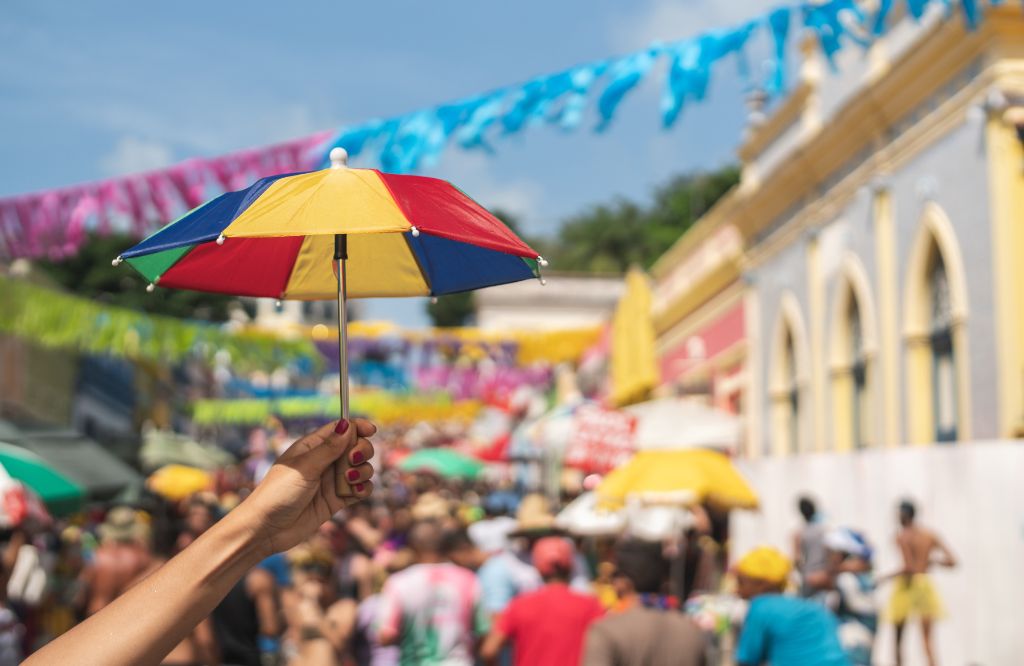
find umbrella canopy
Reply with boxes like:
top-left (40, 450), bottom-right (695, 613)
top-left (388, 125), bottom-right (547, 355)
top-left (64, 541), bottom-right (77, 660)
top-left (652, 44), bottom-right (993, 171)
top-left (623, 397), bottom-right (742, 451)
top-left (0, 464), bottom-right (53, 528)
top-left (0, 443), bottom-right (84, 516)
top-left (555, 491), bottom-right (626, 536)
top-left (147, 464), bottom-right (213, 501)
top-left (10, 431), bottom-right (141, 500)
top-left (610, 268), bottom-right (658, 406)
top-left (555, 491), bottom-right (693, 541)
top-left (118, 152), bottom-right (542, 300)
top-left (398, 448), bottom-right (484, 480)
top-left (597, 449), bottom-right (758, 510)
top-left (120, 150), bottom-right (541, 498)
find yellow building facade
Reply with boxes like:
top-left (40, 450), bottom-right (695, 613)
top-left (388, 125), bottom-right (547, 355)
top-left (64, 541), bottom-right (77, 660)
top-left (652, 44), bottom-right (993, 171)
top-left (651, 7), bottom-right (1024, 457)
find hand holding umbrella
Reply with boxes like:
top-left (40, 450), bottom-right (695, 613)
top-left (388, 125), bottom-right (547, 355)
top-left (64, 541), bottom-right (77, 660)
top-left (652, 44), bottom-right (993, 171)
top-left (119, 149), bottom-right (544, 496)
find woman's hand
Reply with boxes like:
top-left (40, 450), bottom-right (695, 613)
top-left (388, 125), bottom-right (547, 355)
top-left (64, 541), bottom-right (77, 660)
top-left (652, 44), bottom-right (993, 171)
top-left (241, 419), bottom-right (376, 558)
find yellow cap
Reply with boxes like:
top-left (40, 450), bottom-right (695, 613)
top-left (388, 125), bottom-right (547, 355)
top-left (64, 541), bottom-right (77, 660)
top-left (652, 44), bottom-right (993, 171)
top-left (735, 546), bottom-right (792, 585)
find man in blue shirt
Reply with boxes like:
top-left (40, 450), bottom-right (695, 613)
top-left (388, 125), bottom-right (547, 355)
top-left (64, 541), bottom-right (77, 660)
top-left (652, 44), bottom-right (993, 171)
top-left (734, 546), bottom-right (849, 666)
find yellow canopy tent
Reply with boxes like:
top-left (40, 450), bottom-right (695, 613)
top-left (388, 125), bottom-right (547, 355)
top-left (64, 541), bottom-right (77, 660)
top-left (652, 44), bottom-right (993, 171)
top-left (597, 449), bottom-right (759, 510)
top-left (146, 465), bottom-right (213, 501)
top-left (610, 267), bottom-right (658, 406)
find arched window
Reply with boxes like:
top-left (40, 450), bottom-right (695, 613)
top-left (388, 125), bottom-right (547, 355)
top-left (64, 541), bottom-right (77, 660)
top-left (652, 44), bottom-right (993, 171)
top-left (830, 256), bottom-right (877, 451)
top-left (770, 294), bottom-right (808, 456)
top-left (903, 204), bottom-right (969, 444)
top-left (849, 297), bottom-right (870, 448)
top-left (927, 252), bottom-right (957, 442)
top-left (782, 328), bottom-right (800, 454)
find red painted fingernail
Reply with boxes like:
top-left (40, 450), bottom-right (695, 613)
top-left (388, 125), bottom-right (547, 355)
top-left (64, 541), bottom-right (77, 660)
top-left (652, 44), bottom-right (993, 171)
top-left (354, 483), bottom-right (365, 492)
top-left (351, 451), bottom-right (365, 464)
top-left (347, 469), bottom-right (360, 482)
top-left (334, 419), bottom-right (349, 435)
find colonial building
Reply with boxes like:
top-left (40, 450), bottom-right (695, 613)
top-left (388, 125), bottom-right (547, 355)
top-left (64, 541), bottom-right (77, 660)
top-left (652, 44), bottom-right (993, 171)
top-left (650, 6), bottom-right (1024, 456)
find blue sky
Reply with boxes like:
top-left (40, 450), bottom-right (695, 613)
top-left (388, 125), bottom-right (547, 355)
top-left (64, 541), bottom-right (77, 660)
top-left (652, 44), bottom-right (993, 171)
top-left (2, 0), bottom-right (776, 326)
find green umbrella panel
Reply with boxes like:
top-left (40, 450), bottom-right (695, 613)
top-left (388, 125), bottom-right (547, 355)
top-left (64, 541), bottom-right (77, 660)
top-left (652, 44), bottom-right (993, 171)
top-left (398, 448), bottom-right (485, 480)
top-left (0, 443), bottom-right (85, 516)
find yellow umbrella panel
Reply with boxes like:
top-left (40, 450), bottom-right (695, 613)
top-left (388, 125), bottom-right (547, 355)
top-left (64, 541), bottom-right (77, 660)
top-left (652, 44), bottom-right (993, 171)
top-left (597, 449), bottom-right (758, 510)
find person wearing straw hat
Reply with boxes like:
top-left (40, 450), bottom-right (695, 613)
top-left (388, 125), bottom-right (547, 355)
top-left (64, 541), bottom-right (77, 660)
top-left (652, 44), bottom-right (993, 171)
top-left (476, 494), bottom-right (550, 620)
top-left (734, 546), bottom-right (849, 666)
top-left (82, 507), bottom-right (152, 617)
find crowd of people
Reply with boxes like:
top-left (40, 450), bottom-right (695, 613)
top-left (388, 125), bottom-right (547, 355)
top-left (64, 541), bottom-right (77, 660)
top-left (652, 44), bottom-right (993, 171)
top-left (0, 420), bottom-right (958, 666)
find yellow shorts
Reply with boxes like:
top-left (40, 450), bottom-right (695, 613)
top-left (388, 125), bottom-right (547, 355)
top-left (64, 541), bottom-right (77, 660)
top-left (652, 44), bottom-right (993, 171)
top-left (887, 574), bottom-right (945, 623)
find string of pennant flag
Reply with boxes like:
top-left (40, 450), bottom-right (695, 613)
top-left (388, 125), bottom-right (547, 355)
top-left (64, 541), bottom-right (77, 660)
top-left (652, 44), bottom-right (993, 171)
top-left (0, 0), bottom-right (1007, 261)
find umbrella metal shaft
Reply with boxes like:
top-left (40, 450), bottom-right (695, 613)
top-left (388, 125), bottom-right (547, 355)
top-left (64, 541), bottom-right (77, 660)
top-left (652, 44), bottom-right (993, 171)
top-left (334, 234), bottom-right (355, 498)
top-left (335, 234), bottom-right (350, 420)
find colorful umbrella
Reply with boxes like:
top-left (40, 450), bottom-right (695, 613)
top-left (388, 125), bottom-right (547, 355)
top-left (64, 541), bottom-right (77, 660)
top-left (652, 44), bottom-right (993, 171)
top-left (118, 148), bottom-right (543, 494)
top-left (0, 444), bottom-right (84, 516)
top-left (597, 449), bottom-right (758, 511)
top-left (398, 448), bottom-right (485, 480)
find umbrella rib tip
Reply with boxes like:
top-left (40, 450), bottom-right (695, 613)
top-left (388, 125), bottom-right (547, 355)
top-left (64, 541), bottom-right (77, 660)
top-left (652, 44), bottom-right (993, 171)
top-left (112, 256), bottom-right (123, 267)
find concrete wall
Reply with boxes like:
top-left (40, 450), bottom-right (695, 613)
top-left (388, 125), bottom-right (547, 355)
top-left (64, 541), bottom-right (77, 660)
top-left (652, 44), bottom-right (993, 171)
top-left (732, 442), bottom-right (1024, 666)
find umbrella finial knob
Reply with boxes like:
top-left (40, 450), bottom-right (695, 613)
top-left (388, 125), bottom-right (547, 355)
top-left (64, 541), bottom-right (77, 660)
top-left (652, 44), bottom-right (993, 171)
top-left (330, 147), bottom-right (349, 169)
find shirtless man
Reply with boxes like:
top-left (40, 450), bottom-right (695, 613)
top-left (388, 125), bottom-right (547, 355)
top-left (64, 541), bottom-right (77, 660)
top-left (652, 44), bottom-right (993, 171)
top-left (81, 507), bottom-right (152, 617)
top-left (889, 500), bottom-right (956, 666)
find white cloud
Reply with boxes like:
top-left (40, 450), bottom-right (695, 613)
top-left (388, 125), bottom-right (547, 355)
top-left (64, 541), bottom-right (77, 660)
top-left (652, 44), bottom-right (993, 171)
top-left (98, 136), bottom-right (174, 176)
top-left (608, 0), bottom-right (780, 51)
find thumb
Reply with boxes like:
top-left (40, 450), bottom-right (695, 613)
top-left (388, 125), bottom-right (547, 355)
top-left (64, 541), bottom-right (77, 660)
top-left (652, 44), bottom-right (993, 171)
top-left (293, 420), bottom-right (354, 477)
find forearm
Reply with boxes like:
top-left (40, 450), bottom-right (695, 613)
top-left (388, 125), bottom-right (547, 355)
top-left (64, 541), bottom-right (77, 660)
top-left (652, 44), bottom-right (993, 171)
top-left (27, 505), bottom-right (265, 666)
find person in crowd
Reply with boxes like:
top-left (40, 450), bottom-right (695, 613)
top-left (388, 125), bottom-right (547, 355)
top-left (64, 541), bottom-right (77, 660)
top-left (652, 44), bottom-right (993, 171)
top-left (175, 495), bottom-right (218, 552)
top-left (476, 496), bottom-right (545, 619)
top-left (24, 418), bottom-right (377, 666)
top-left (888, 499), bottom-right (956, 666)
top-left (211, 537), bottom-right (282, 666)
top-left (733, 545), bottom-right (849, 666)
top-left (792, 495), bottom-right (829, 598)
top-left (824, 528), bottom-right (878, 666)
top-left (480, 537), bottom-right (603, 666)
top-left (582, 539), bottom-right (705, 666)
top-left (376, 520), bottom-right (488, 666)
top-left (442, 527), bottom-right (489, 572)
top-left (280, 542), bottom-right (355, 664)
top-left (127, 504), bottom-right (219, 666)
top-left (320, 517), bottom-right (373, 602)
top-left (80, 506), bottom-right (152, 617)
top-left (352, 569), bottom-right (400, 666)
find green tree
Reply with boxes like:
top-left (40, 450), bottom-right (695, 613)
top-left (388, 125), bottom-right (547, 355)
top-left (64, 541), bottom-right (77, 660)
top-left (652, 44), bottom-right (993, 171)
top-left (35, 233), bottom-right (237, 321)
top-left (546, 165), bottom-right (739, 273)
